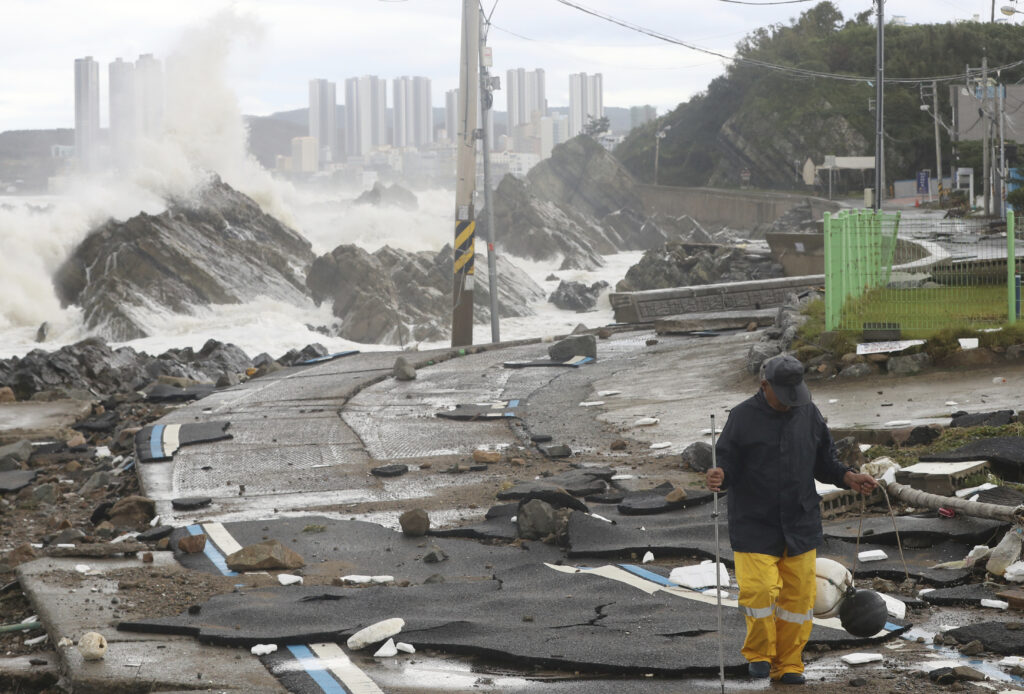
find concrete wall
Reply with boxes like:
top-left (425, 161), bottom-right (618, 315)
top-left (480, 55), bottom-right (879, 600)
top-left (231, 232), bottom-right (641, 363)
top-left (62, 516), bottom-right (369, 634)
top-left (636, 185), bottom-right (841, 229)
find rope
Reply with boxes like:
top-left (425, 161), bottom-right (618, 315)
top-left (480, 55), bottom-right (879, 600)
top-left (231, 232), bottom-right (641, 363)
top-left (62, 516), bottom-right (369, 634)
top-left (852, 486), bottom-right (910, 585)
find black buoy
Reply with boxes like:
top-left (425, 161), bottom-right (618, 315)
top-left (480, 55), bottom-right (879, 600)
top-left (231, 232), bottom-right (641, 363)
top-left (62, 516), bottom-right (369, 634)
top-left (839, 588), bottom-right (888, 637)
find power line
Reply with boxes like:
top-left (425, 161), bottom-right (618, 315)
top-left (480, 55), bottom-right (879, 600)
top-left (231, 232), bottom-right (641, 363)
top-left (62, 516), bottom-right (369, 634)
top-left (552, 0), bottom-right (1024, 87)
top-left (718, 0), bottom-right (812, 4)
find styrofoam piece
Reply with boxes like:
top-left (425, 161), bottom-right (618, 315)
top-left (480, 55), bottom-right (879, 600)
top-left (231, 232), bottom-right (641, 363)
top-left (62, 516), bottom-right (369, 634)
top-left (633, 417), bottom-right (659, 427)
top-left (597, 390), bottom-right (621, 397)
top-left (251, 643), bottom-right (278, 655)
top-left (373, 638), bottom-right (398, 657)
top-left (841, 652), bottom-right (883, 665)
top-left (981, 599), bottom-right (1009, 609)
top-left (24, 634), bottom-right (48, 646)
top-left (579, 401), bottom-right (605, 407)
top-left (341, 575), bottom-right (373, 584)
top-left (917, 588), bottom-right (934, 596)
top-left (958, 338), bottom-right (979, 349)
top-left (883, 420), bottom-right (912, 427)
top-left (955, 482), bottom-right (997, 498)
top-left (611, 474), bottom-right (634, 480)
top-left (899, 460), bottom-right (990, 476)
top-left (396, 642), bottom-right (416, 654)
top-left (94, 445), bottom-right (111, 458)
top-left (1005, 560), bottom-right (1024, 582)
top-left (945, 401), bottom-right (958, 406)
top-left (277, 574), bottom-right (303, 586)
top-left (649, 442), bottom-right (672, 450)
top-left (858, 549), bottom-right (888, 562)
top-left (347, 618), bottom-right (405, 651)
top-left (999, 656), bottom-right (1024, 670)
top-left (828, 399), bottom-right (838, 404)
top-left (859, 444), bottom-right (872, 452)
top-left (371, 575), bottom-right (394, 584)
top-left (589, 514), bottom-right (613, 523)
top-left (878, 592), bottom-right (906, 620)
top-left (668, 561), bottom-right (729, 589)
top-left (701, 588), bottom-right (730, 599)
top-left (149, 515), bottom-right (160, 527)
top-left (74, 564), bottom-right (90, 573)
top-left (642, 551), bottom-right (654, 564)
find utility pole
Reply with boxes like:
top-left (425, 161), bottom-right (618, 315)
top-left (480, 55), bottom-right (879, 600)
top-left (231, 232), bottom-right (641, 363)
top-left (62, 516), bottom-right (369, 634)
top-left (999, 80), bottom-right (1006, 219)
top-left (982, 56), bottom-right (990, 216)
top-left (451, 0), bottom-right (479, 347)
top-left (873, 0), bottom-right (885, 211)
top-left (932, 81), bottom-right (943, 202)
top-left (478, 11), bottom-right (500, 343)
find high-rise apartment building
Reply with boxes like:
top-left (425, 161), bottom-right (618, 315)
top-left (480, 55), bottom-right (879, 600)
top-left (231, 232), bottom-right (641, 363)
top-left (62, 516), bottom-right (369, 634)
top-left (506, 68), bottom-right (546, 130)
top-left (108, 58), bottom-right (136, 167)
top-left (291, 136), bottom-right (319, 173)
top-left (445, 87), bottom-right (494, 151)
top-left (134, 53), bottom-right (164, 139)
top-left (344, 75), bottom-right (387, 158)
top-left (392, 76), bottom-right (433, 148)
top-left (630, 105), bottom-right (657, 130)
top-left (569, 72), bottom-right (603, 137)
top-left (308, 78), bottom-right (337, 166)
top-left (74, 56), bottom-right (100, 170)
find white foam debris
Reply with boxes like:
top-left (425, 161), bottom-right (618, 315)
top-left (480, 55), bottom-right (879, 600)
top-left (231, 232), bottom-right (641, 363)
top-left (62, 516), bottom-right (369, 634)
top-left (1005, 561), bottom-right (1024, 582)
top-left (589, 514), bottom-right (613, 523)
top-left (277, 574), bottom-right (303, 586)
top-left (24, 634), bottom-right (48, 646)
top-left (21, 615), bottom-right (37, 624)
top-left (945, 401), bottom-right (958, 406)
top-left (372, 575), bottom-right (394, 584)
top-left (669, 562), bottom-right (729, 589)
top-left (955, 482), bottom-right (997, 498)
top-left (883, 420), bottom-right (911, 427)
top-left (74, 564), bottom-right (90, 574)
top-left (579, 401), bottom-right (605, 407)
top-left (642, 551), bottom-right (654, 564)
top-left (250, 644), bottom-right (278, 655)
top-left (396, 641), bottom-right (416, 654)
top-left (993, 376), bottom-right (1007, 384)
top-left (94, 446), bottom-right (112, 458)
top-left (649, 442), bottom-right (672, 450)
top-left (980, 599), bottom-right (1009, 609)
top-left (841, 652), bottom-right (883, 665)
top-left (859, 444), bottom-right (873, 452)
top-left (149, 515), bottom-right (160, 527)
top-left (957, 337), bottom-right (978, 349)
top-left (374, 638), bottom-right (398, 658)
top-left (633, 417), bottom-right (659, 427)
top-left (598, 390), bottom-right (621, 397)
top-left (611, 474), bottom-right (634, 480)
top-left (858, 549), bottom-right (888, 562)
top-left (918, 588), bottom-right (935, 596)
top-left (341, 575), bottom-right (373, 584)
top-left (347, 618), bottom-right (405, 651)
top-left (828, 399), bottom-right (838, 404)
top-left (57, 637), bottom-right (74, 648)
top-left (878, 592), bottom-right (906, 620)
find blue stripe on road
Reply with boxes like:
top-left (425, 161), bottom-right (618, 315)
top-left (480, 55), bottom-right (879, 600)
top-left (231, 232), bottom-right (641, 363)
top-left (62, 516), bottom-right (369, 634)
top-left (618, 564), bottom-right (680, 587)
top-left (187, 524), bottom-right (237, 576)
top-left (286, 645), bottom-right (349, 694)
top-left (149, 425), bottom-right (165, 460)
top-left (508, 399), bottom-right (519, 407)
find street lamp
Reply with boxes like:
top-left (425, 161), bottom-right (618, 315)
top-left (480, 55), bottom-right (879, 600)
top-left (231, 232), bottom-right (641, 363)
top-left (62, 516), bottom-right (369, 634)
top-left (654, 125), bottom-right (670, 185)
top-left (1001, 5), bottom-right (1023, 16)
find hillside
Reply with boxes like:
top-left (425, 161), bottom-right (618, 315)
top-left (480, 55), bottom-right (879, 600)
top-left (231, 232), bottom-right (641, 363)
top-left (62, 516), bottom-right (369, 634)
top-left (614, 2), bottom-right (1024, 194)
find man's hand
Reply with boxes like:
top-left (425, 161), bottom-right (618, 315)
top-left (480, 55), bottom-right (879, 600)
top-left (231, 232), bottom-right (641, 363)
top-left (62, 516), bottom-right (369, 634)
top-left (844, 470), bottom-right (878, 495)
top-left (706, 467), bottom-right (724, 492)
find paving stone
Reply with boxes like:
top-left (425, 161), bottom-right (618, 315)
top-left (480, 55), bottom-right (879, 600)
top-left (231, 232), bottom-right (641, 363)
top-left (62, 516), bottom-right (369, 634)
top-left (921, 437), bottom-right (1024, 482)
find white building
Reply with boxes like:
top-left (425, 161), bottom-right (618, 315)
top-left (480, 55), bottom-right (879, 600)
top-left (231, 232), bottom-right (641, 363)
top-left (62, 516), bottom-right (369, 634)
top-left (308, 78), bottom-right (337, 166)
top-left (291, 136), bottom-right (319, 173)
top-left (392, 76), bottom-right (432, 148)
top-left (108, 58), bottom-right (136, 167)
top-left (345, 75), bottom-right (387, 157)
top-left (569, 72), bottom-right (603, 137)
top-left (134, 53), bottom-right (164, 139)
top-left (506, 68), bottom-right (546, 130)
top-left (74, 56), bottom-right (100, 170)
top-left (539, 114), bottom-right (570, 159)
top-left (445, 87), bottom-right (494, 151)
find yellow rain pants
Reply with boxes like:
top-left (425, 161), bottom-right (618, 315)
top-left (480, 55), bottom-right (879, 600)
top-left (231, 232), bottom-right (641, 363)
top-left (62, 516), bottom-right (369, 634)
top-left (733, 549), bottom-right (816, 679)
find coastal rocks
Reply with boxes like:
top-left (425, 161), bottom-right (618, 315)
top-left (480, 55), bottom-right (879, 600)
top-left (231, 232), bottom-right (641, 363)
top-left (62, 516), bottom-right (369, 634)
top-left (53, 176), bottom-right (315, 341)
top-left (549, 280), bottom-right (609, 311)
top-left (617, 242), bottom-right (785, 292)
top-left (549, 334), bottom-right (597, 361)
top-left (307, 243), bottom-right (545, 345)
top-left (226, 539), bottom-right (304, 572)
top-left (353, 181), bottom-right (418, 210)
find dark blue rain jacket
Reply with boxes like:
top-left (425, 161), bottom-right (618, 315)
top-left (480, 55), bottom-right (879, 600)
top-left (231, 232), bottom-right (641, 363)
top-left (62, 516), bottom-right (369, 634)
top-left (714, 390), bottom-right (854, 557)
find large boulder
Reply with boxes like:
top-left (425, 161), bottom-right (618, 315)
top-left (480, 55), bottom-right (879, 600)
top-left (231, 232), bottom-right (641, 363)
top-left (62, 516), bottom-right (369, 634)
top-left (354, 182), bottom-right (418, 210)
top-left (53, 176), bottom-right (315, 341)
top-left (616, 242), bottom-right (785, 292)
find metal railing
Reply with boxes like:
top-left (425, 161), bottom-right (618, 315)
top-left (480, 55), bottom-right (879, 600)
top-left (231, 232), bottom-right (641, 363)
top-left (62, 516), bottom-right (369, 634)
top-left (824, 210), bottom-right (1020, 335)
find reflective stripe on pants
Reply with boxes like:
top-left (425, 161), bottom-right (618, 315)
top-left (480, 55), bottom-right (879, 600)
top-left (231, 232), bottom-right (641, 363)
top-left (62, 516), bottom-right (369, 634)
top-left (734, 549), bottom-right (816, 678)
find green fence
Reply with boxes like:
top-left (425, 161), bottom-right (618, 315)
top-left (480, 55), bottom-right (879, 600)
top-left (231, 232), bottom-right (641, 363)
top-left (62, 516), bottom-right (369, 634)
top-left (824, 209), bottom-right (1020, 335)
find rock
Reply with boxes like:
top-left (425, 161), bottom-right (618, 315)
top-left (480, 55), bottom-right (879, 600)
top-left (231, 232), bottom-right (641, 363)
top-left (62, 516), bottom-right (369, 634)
top-left (548, 280), bottom-right (609, 311)
top-left (664, 487), bottom-right (688, 503)
top-left (951, 410), bottom-right (1015, 428)
top-left (226, 539), bottom-right (304, 571)
top-left (538, 443), bottom-right (572, 458)
top-left (680, 441), bottom-right (713, 472)
top-left (472, 449), bottom-right (500, 464)
top-left (31, 482), bottom-right (58, 506)
top-left (746, 342), bottom-right (781, 375)
top-left (833, 436), bottom-right (866, 468)
top-left (53, 177), bottom-right (315, 342)
top-left (77, 632), bottom-right (107, 661)
top-left (137, 525), bottom-right (174, 542)
top-left (171, 497), bottom-right (212, 510)
top-left (517, 499), bottom-right (557, 540)
top-left (371, 464), bottom-right (409, 478)
top-left (838, 362), bottom-right (873, 379)
top-left (79, 471), bottom-right (115, 496)
top-left (903, 425), bottom-right (941, 446)
top-left (65, 432), bottom-right (87, 448)
top-left (548, 334), bottom-right (597, 362)
top-left (1007, 344), bottom-right (1024, 360)
top-left (0, 386), bottom-right (14, 402)
top-left (393, 356), bottom-right (416, 381)
top-left (959, 640), bottom-right (985, 656)
top-left (887, 352), bottom-right (930, 376)
top-left (1, 543), bottom-right (37, 570)
top-left (0, 440), bottom-right (33, 468)
top-left (216, 371), bottom-right (240, 388)
top-left (940, 348), bottom-right (1001, 368)
top-left (618, 241), bottom-right (785, 292)
top-left (951, 666), bottom-right (987, 682)
top-left (399, 509), bottom-right (430, 537)
top-left (354, 182), bottom-right (418, 210)
top-left (423, 546), bottom-right (448, 563)
top-left (177, 534), bottom-right (208, 554)
top-left (610, 439), bottom-right (628, 451)
top-left (106, 495), bottom-right (155, 528)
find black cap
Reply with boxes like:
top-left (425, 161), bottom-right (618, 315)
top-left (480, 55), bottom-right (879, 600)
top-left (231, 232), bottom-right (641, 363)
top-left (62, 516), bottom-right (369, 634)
top-left (762, 354), bottom-right (811, 407)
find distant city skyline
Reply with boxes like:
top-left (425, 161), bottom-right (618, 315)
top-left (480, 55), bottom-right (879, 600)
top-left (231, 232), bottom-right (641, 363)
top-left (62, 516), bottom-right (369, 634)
top-left (1, 1), bottom-right (987, 132)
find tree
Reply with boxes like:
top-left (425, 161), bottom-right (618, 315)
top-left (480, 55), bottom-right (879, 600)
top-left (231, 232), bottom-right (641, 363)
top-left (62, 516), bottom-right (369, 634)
top-left (584, 116), bottom-right (610, 137)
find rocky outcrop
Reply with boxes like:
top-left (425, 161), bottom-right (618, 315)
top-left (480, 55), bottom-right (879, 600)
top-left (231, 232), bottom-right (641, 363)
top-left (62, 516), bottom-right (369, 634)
top-left (53, 175), bottom-right (315, 341)
top-left (486, 136), bottom-right (668, 271)
top-left (354, 182), bottom-right (418, 210)
top-left (548, 280), bottom-right (609, 312)
top-left (307, 243), bottom-right (546, 345)
top-left (616, 242), bottom-right (785, 292)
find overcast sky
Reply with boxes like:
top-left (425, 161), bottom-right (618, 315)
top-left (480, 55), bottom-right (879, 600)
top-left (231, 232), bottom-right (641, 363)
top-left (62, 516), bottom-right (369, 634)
top-left (0, 0), bottom-right (997, 131)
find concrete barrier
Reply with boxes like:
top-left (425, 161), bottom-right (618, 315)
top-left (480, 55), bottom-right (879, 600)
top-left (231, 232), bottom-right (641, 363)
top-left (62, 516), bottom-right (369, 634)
top-left (636, 185), bottom-right (841, 230)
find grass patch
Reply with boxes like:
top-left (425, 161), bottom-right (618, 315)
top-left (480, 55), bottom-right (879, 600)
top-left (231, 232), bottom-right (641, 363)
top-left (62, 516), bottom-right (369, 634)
top-left (838, 285), bottom-right (1011, 336)
top-left (865, 422), bottom-right (1024, 467)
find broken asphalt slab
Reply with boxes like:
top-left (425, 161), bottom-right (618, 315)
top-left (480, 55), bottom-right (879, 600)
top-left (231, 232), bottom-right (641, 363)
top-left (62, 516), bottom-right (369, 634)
top-left (135, 421), bottom-right (232, 463)
top-left (946, 622), bottom-right (1024, 656)
top-left (920, 437), bottom-right (1024, 482)
top-left (119, 561), bottom-right (906, 677)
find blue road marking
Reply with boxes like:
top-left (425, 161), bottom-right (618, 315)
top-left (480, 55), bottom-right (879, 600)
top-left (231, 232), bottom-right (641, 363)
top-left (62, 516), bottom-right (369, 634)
top-left (186, 524), bottom-right (237, 576)
top-left (508, 399), bottom-right (519, 407)
top-left (286, 645), bottom-right (349, 694)
top-left (149, 425), bottom-right (164, 460)
top-left (619, 564), bottom-right (679, 587)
